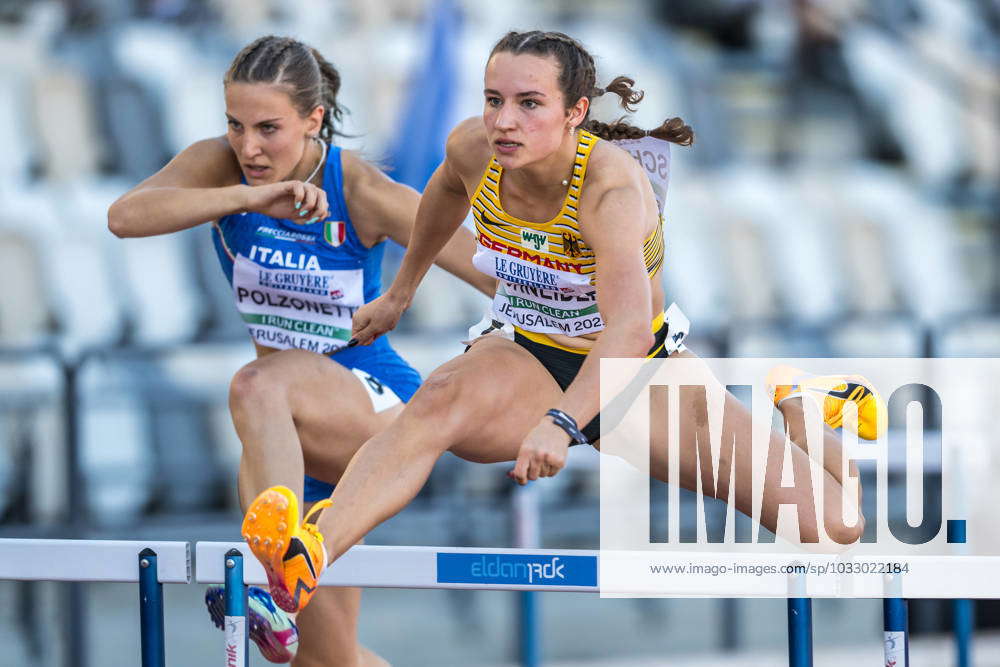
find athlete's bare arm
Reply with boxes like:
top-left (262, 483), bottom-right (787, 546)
top-left (350, 118), bottom-right (492, 344)
top-left (108, 137), bottom-right (241, 237)
top-left (340, 148), bottom-right (495, 297)
top-left (565, 146), bottom-right (655, 415)
top-left (108, 137), bottom-right (331, 238)
top-left (509, 146), bottom-right (655, 484)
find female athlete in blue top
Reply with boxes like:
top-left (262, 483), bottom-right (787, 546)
top-left (109, 35), bottom-right (494, 666)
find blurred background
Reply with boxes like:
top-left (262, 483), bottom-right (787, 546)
top-left (0, 0), bottom-right (997, 664)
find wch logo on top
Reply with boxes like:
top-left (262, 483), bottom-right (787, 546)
top-left (598, 358), bottom-right (1000, 598)
top-left (520, 228), bottom-right (548, 252)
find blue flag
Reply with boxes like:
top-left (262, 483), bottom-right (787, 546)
top-left (386, 0), bottom-right (462, 191)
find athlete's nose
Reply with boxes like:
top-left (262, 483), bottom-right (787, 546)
top-left (494, 103), bottom-right (516, 131)
top-left (241, 135), bottom-right (263, 160)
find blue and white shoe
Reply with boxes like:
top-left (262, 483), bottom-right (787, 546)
top-left (205, 586), bottom-right (299, 663)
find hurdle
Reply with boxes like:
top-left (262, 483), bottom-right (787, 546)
top-left (0, 539), bottom-right (190, 667)
top-left (0, 538), bottom-right (978, 665)
top-left (202, 543), bottom-right (980, 667)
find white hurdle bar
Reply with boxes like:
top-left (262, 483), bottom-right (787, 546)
top-left (0, 539), bottom-right (984, 667)
top-left (0, 539), bottom-right (190, 667)
top-left (195, 542), bottom-right (599, 592)
top-left (199, 543), bottom-right (1000, 667)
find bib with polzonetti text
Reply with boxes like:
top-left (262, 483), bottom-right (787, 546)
top-left (233, 253), bottom-right (363, 355)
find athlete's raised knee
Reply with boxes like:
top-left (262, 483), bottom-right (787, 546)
top-left (229, 357), bottom-right (299, 410)
top-left (409, 370), bottom-right (464, 412)
top-left (402, 369), bottom-right (478, 437)
top-left (229, 363), bottom-right (271, 406)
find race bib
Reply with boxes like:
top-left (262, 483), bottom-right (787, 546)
top-left (233, 254), bottom-right (363, 355)
top-left (613, 135), bottom-right (670, 215)
top-left (472, 241), bottom-right (591, 289)
top-left (473, 239), bottom-right (603, 336)
top-left (492, 280), bottom-right (604, 337)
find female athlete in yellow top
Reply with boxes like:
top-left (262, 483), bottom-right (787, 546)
top-left (238, 30), bottom-right (870, 616)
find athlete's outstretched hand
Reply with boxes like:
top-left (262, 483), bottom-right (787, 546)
top-left (242, 180), bottom-right (330, 224)
top-left (350, 291), bottom-right (408, 347)
top-left (509, 419), bottom-right (570, 485)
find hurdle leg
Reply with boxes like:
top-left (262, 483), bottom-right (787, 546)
top-left (949, 519), bottom-right (972, 667)
top-left (953, 599), bottom-right (973, 667)
top-left (786, 598), bottom-right (813, 667)
top-left (138, 548), bottom-right (165, 667)
top-left (63, 358), bottom-right (89, 667)
top-left (224, 549), bottom-right (249, 667)
top-left (883, 598), bottom-right (909, 667)
top-left (519, 590), bottom-right (539, 667)
top-left (514, 484), bottom-right (541, 667)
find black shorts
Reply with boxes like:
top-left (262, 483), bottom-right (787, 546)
top-left (513, 318), bottom-right (672, 444)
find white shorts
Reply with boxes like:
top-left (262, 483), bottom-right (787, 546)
top-left (350, 368), bottom-right (402, 413)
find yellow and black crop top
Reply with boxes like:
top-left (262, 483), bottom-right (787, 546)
top-left (469, 129), bottom-right (664, 342)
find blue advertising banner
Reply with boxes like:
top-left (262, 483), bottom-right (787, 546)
top-left (437, 552), bottom-right (598, 587)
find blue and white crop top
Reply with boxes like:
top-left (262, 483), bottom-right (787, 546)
top-left (212, 144), bottom-right (387, 359)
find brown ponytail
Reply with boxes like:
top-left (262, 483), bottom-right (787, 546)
top-left (647, 116), bottom-right (694, 146)
top-left (600, 75), bottom-right (644, 112)
top-left (585, 114), bottom-right (694, 146)
top-left (583, 119), bottom-right (646, 141)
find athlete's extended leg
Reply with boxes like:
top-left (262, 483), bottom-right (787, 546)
top-left (638, 351), bottom-right (864, 547)
top-left (227, 349), bottom-right (399, 664)
top-left (315, 336), bottom-right (563, 562)
top-left (229, 348), bottom-right (400, 507)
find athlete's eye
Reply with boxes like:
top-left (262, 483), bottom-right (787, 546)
top-left (486, 96), bottom-right (502, 108)
top-left (261, 123), bottom-right (278, 133)
top-left (521, 99), bottom-right (539, 109)
top-left (227, 119), bottom-right (242, 130)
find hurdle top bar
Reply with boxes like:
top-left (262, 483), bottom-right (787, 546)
top-left (197, 543), bottom-right (1000, 598)
top-left (196, 543), bottom-right (600, 592)
top-left (0, 539), bottom-right (190, 583)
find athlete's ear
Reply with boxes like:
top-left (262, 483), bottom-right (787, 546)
top-left (305, 105), bottom-right (325, 136)
top-left (566, 96), bottom-right (588, 131)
